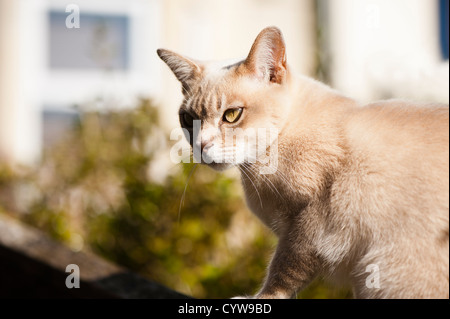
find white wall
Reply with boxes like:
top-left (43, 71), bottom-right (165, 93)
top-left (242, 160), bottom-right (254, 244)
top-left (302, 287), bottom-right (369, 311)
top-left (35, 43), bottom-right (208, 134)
top-left (0, 0), bottom-right (18, 163)
top-left (0, 0), bottom-right (41, 165)
top-left (325, 0), bottom-right (449, 104)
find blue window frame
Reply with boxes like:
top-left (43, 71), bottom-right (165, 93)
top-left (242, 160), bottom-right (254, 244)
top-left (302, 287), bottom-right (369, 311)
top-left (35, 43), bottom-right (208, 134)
top-left (439, 0), bottom-right (449, 59)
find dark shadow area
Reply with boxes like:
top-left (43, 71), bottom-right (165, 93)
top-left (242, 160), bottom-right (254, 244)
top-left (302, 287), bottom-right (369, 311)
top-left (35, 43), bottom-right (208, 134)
top-left (0, 214), bottom-right (189, 299)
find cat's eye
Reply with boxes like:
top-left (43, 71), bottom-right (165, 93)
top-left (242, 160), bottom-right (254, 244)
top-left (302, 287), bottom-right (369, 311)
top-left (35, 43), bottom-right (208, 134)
top-left (180, 112), bottom-right (194, 128)
top-left (223, 108), bottom-right (243, 123)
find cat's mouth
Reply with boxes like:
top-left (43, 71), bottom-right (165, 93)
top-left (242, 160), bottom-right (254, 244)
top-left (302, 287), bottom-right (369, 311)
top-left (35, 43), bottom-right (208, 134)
top-left (206, 161), bottom-right (233, 171)
top-left (197, 151), bottom-right (234, 171)
top-left (192, 146), bottom-right (236, 171)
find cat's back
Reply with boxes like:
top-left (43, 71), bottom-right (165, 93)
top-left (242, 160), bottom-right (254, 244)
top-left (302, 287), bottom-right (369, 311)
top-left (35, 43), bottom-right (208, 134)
top-left (344, 100), bottom-right (449, 168)
top-left (338, 99), bottom-right (448, 227)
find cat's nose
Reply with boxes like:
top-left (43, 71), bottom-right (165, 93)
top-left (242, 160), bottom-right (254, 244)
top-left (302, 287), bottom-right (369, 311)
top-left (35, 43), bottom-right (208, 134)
top-left (201, 140), bottom-right (213, 152)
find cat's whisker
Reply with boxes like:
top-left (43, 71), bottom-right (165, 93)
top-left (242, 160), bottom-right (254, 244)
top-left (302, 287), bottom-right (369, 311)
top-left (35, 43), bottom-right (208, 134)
top-left (178, 163), bottom-right (199, 224)
top-left (242, 162), bottom-right (283, 199)
top-left (217, 145), bottom-right (297, 195)
top-left (242, 164), bottom-right (274, 197)
top-left (275, 169), bottom-right (297, 193)
top-left (233, 146), bottom-right (297, 194)
top-left (236, 164), bottom-right (263, 209)
top-left (221, 146), bottom-right (298, 195)
top-left (246, 162), bottom-right (283, 198)
top-left (256, 152), bottom-right (298, 193)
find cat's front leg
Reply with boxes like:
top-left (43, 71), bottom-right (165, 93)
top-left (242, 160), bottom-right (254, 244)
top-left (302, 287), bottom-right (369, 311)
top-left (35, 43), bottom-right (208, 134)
top-left (255, 234), bottom-right (320, 299)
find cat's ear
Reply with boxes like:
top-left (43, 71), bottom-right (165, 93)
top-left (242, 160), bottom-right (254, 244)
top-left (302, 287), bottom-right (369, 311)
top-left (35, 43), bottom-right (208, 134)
top-left (157, 49), bottom-right (202, 93)
top-left (243, 27), bottom-right (287, 84)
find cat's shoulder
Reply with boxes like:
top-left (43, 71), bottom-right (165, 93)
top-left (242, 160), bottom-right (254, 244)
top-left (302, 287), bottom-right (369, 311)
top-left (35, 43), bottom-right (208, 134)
top-left (347, 98), bottom-right (448, 124)
top-left (343, 98), bottom-right (448, 150)
top-left (361, 98), bottom-right (448, 114)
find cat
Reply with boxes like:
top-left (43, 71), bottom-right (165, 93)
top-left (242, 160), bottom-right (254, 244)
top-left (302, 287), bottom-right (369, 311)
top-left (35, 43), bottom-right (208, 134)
top-left (157, 26), bottom-right (449, 298)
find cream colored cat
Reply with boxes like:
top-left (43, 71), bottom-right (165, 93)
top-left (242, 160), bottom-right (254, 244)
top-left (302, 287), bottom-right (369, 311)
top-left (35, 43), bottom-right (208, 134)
top-left (157, 27), bottom-right (449, 298)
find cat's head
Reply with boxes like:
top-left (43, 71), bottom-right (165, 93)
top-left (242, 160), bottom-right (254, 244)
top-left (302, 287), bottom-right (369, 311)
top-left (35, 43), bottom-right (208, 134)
top-left (158, 26), bottom-right (290, 172)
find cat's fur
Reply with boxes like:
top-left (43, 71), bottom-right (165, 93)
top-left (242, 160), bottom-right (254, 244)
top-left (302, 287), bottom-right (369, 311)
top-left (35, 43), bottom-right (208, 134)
top-left (157, 27), bottom-right (449, 298)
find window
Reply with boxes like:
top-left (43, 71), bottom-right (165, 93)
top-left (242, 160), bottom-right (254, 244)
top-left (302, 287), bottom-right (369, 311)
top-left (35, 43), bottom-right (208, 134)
top-left (49, 11), bottom-right (129, 70)
top-left (42, 108), bottom-right (80, 149)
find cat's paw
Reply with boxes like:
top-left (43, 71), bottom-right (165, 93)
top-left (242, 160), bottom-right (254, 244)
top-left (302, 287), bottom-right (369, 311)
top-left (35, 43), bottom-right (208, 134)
top-left (231, 295), bottom-right (254, 299)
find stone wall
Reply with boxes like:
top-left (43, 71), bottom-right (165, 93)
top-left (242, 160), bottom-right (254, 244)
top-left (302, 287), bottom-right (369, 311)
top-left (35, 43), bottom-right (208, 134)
top-left (0, 214), bottom-right (189, 299)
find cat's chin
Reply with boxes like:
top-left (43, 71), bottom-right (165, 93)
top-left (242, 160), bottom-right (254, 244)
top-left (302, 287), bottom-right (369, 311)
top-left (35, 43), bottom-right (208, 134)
top-left (206, 162), bottom-right (234, 171)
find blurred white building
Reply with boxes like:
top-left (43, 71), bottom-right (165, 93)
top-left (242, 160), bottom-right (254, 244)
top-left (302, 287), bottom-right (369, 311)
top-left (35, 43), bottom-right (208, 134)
top-left (0, 0), bottom-right (448, 166)
top-left (323, 0), bottom-right (449, 103)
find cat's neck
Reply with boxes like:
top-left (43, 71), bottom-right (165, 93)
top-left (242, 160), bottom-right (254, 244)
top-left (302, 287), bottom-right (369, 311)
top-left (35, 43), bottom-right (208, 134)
top-left (290, 71), bottom-right (355, 113)
top-left (280, 71), bottom-right (357, 141)
top-left (241, 71), bottom-right (356, 223)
